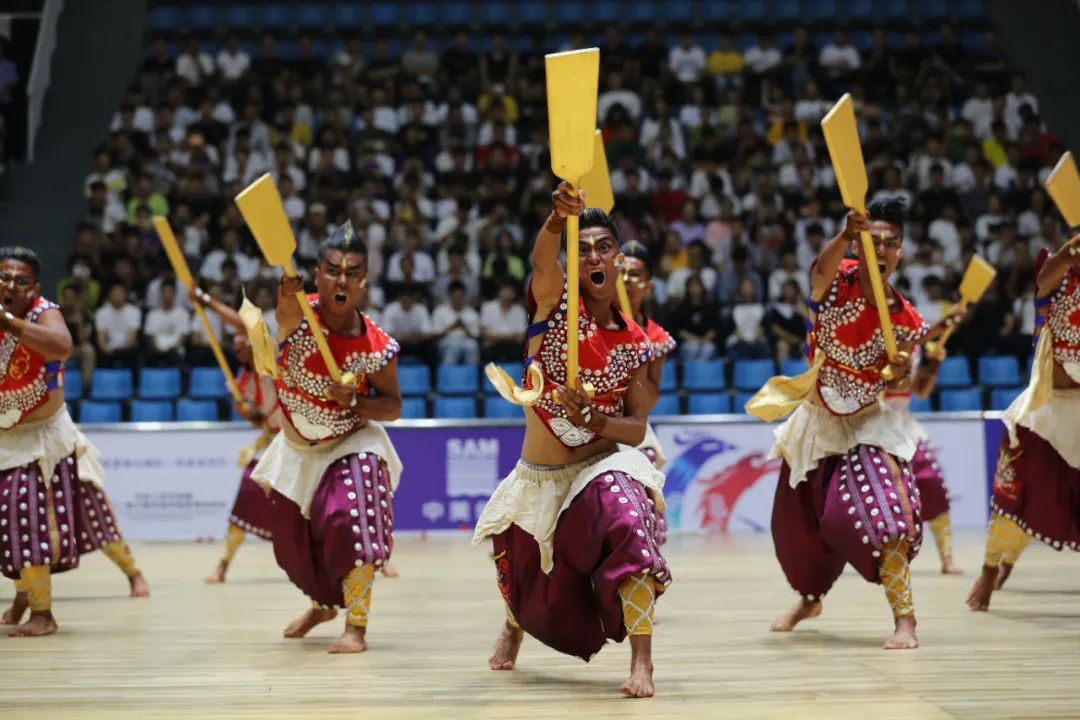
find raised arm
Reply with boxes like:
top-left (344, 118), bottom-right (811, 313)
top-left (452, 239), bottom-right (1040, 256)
top-left (0, 307), bottom-right (73, 361)
top-left (810, 209), bottom-right (868, 303)
top-left (275, 275), bottom-right (304, 342)
top-left (190, 287), bottom-right (245, 334)
top-left (530, 182), bottom-right (584, 317)
top-left (1036, 233), bottom-right (1080, 299)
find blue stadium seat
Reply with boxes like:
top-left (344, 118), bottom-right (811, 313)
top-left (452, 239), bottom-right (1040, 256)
top-left (90, 369), bottom-right (133, 401)
top-left (484, 362), bottom-right (523, 395)
top-left (138, 368), bottom-right (181, 400)
top-left (515, 1), bottom-right (548, 25)
top-left (407, 2), bottom-right (439, 25)
top-left (688, 394), bottom-right (731, 415)
top-left (398, 365), bottom-right (432, 397)
top-left (259, 2), bottom-right (293, 27)
top-left (479, 1), bottom-right (511, 25)
top-left (554, 1), bottom-right (586, 24)
top-left (653, 394), bottom-right (681, 416)
top-left (398, 354), bottom-right (423, 366)
top-left (701, 0), bottom-right (735, 21)
top-left (435, 396), bottom-right (477, 419)
top-left (187, 5), bottom-right (220, 30)
top-left (979, 356), bottom-right (1020, 387)
top-left (151, 5), bottom-right (183, 30)
top-left (772, 0), bottom-right (801, 21)
top-left (188, 367), bottom-right (228, 399)
top-left (908, 396), bottom-right (933, 413)
top-left (882, 0), bottom-right (909, 19)
top-left (484, 396), bottom-right (521, 419)
top-left (437, 365), bottom-right (478, 395)
top-left (736, 0), bottom-right (768, 21)
top-left (591, 1), bottom-right (621, 22)
top-left (733, 392), bottom-right (756, 414)
top-left (990, 387), bottom-right (1023, 411)
top-left (176, 399), bottom-right (219, 422)
top-left (842, 0), bottom-right (875, 20)
top-left (733, 360), bottom-right (774, 391)
top-left (80, 401), bottom-right (122, 423)
top-left (684, 360), bottom-right (726, 392)
top-left (955, 0), bottom-right (985, 20)
top-left (936, 356), bottom-right (972, 388)
top-left (400, 397), bottom-right (427, 419)
top-left (224, 4), bottom-right (257, 28)
top-left (780, 358), bottom-right (808, 377)
top-left (939, 389), bottom-right (983, 412)
top-left (807, 0), bottom-right (840, 19)
top-left (370, 2), bottom-right (401, 26)
top-left (131, 400), bottom-right (175, 423)
top-left (331, 3), bottom-right (364, 26)
top-left (659, 362), bottom-right (678, 393)
top-left (660, 0), bottom-right (693, 23)
top-left (296, 3), bottom-right (329, 27)
top-left (64, 369), bottom-right (83, 401)
top-left (440, 1), bottom-right (472, 25)
top-left (914, 0), bottom-right (948, 20)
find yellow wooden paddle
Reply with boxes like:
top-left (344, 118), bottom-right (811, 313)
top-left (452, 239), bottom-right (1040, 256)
top-left (546, 48), bottom-right (600, 389)
top-left (925, 255), bottom-right (996, 360)
top-left (579, 129), bottom-right (632, 318)
top-left (152, 217), bottom-right (247, 411)
top-left (1045, 151), bottom-right (1080, 228)
top-left (234, 174), bottom-right (347, 384)
top-left (821, 94), bottom-right (898, 371)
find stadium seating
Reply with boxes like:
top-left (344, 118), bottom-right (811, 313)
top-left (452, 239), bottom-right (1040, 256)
top-left (80, 401), bottom-right (122, 423)
top-left (434, 396), bottom-right (478, 419)
top-left (688, 393), bottom-right (731, 415)
top-left (176, 399), bottom-right (219, 422)
top-left (683, 360), bottom-right (726, 392)
top-left (939, 389), bottom-right (982, 412)
top-left (138, 368), bottom-right (182, 400)
top-left (131, 400), bottom-right (175, 422)
top-left (90, 369), bottom-right (133, 401)
top-left (437, 365), bottom-right (479, 395)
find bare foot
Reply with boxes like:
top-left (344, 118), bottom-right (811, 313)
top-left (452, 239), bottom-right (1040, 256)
top-left (380, 562), bottom-right (399, 578)
top-left (327, 625), bottom-right (368, 654)
top-left (8, 611), bottom-right (57, 637)
top-left (620, 634), bottom-right (655, 698)
top-left (883, 615), bottom-right (919, 650)
top-left (994, 562), bottom-right (1015, 590)
top-left (966, 565), bottom-right (997, 611)
top-left (204, 562), bottom-right (228, 585)
top-left (283, 607), bottom-right (338, 638)
top-left (1, 592), bottom-right (28, 625)
top-left (129, 573), bottom-right (151, 597)
top-left (940, 560), bottom-right (963, 575)
top-left (770, 597), bottom-right (823, 631)
top-left (488, 620), bottom-right (524, 670)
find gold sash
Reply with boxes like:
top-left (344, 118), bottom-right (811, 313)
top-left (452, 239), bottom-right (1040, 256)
top-left (744, 351), bottom-right (826, 422)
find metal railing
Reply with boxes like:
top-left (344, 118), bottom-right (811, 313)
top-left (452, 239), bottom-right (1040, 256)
top-left (25, 0), bottom-right (61, 163)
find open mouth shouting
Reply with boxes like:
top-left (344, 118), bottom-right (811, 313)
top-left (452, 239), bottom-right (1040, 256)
top-left (333, 291), bottom-right (349, 306)
top-left (1, 295), bottom-right (12, 310)
top-left (589, 268), bottom-right (606, 288)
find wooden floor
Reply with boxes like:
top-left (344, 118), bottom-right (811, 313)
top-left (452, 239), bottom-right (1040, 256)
top-left (2, 532), bottom-right (1079, 719)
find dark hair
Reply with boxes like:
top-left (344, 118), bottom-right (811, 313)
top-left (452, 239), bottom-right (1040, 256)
top-left (619, 239), bottom-right (652, 277)
top-left (564, 207), bottom-right (619, 246)
top-left (867, 196), bottom-right (907, 229)
top-left (161, 278), bottom-right (176, 293)
top-left (318, 221), bottom-right (368, 262)
top-left (0, 246), bottom-right (41, 278)
top-left (448, 280), bottom-right (466, 294)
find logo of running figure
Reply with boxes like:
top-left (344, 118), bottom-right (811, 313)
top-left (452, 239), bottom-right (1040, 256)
top-left (664, 435), bottom-right (780, 533)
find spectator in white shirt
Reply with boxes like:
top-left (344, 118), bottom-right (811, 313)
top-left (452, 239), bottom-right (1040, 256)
top-left (994, 144), bottom-right (1020, 190)
top-left (216, 36), bottom-right (251, 81)
top-left (666, 242), bottom-right (717, 302)
top-left (187, 283), bottom-right (230, 367)
top-left (95, 283), bottom-right (142, 368)
top-left (927, 204), bottom-right (962, 268)
top-left (381, 286), bottom-right (435, 364)
top-left (431, 282), bottom-right (481, 366)
top-left (387, 230), bottom-right (437, 284)
top-left (480, 281), bottom-right (527, 362)
top-left (743, 32), bottom-right (782, 76)
top-left (1004, 73), bottom-right (1038, 140)
top-left (961, 81), bottom-right (994, 139)
top-left (727, 278), bottom-right (771, 360)
top-left (297, 203), bottom-right (335, 261)
top-left (818, 30), bottom-right (861, 83)
top-left (199, 229), bottom-right (259, 283)
top-left (767, 248), bottom-right (809, 302)
top-left (668, 34), bottom-right (707, 85)
top-left (175, 37), bottom-right (215, 86)
top-left (143, 280), bottom-right (190, 366)
top-left (597, 72), bottom-right (642, 123)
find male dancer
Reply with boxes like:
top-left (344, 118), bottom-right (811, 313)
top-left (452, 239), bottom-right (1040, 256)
top-left (620, 239), bottom-right (676, 543)
top-left (0, 247), bottom-right (148, 637)
top-left (251, 223), bottom-right (403, 653)
top-left (474, 185), bottom-right (669, 698)
top-left (886, 315), bottom-right (965, 575)
top-left (751, 199), bottom-right (928, 649)
top-left (967, 236), bottom-right (1080, 610)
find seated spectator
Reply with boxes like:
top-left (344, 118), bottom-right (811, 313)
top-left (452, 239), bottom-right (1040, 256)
top-left (381, 285), bottom-right (434, 365)
top-left (84, 180), bottom-right (127, 234)
top-left (59, 284), bottom-right (96, 380)
top-left (431, 281), bottom-right (481, 366)
top-left (143, 279), bottom-right (190, 367)
top-left (672, 276), bottom-right (718, 361)
top-left (433, 244), bottom-right (480, 306)
top-left (186, 283), bottom-right (232, 367)
top-left (767, 247), bottom-right (809, 302)
top-left (387, 230), bottom-right (436, 284)
top-left (667, 241), bottom-right (717, 302)
top-left (95, 283), bottom-right (142, 369)
top-left (727, 278), bottom-right (771, 360)
top-left (199, 228), bottom-right (259, 283)
top-left (480, 280), bottom-right (527, 362)
top-left (707, 35), bottom-right (743, 95)
top-left (766, 280), bottom-right (807, 362)
top-left (598, 72), bottom-right (643, 124)
top-left (919, 276), bottom-right (949, 327)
